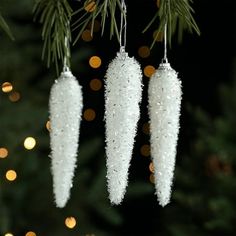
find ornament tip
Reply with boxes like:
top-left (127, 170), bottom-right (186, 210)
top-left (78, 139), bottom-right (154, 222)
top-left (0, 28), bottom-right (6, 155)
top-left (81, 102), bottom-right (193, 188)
top-left (55, 199), bottom-right (67, 208)
top-left (110, 197), bottom-right (122, 205)
top-left (159, 200), bottom-right (170, 207)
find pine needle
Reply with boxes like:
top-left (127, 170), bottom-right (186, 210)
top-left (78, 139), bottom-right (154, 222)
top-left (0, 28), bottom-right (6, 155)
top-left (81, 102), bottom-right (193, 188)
top-left (72, 0), bottom-right (124, 45)
top-left (33, 0), bottom-right (73, 74)
top-left (0, 12), bottom-right (14, 40)
top-left (143, 0), bottom-right (200, 48)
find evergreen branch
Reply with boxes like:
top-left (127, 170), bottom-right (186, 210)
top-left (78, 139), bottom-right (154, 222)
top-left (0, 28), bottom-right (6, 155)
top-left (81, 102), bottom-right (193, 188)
top-left (73, 0), bottom-right (124, 45)
top-left (143, 0), bottom-right (200, 48)
top-left (33, 0), bottom-right (73, 74)
top-left (0, 12), bottom-right (14, 40)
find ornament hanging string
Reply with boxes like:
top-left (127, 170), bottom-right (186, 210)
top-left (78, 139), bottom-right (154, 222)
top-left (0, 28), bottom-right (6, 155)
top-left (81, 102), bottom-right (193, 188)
top-left (105, 0), bottom-right (143, 204)
top-left (148, 14), bottom-right (182, 206)
top-left (163, 23), bottom-right (168, 63)
top-left (63, 23), bottom-right (70, 72)
top-left (63, 36), bottom-right (70, 72)
top-left (119, 0), bottom-right (127, 52)
top-left (47, 13), bottom-right (84, 208)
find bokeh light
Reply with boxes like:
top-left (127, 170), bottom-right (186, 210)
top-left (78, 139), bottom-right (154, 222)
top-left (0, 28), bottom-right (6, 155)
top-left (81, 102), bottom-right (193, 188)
top-left (46, 120), bottom-right (51, 131)
top-left (90, 78), bottom-right (102, 91)
top-left (9, 91), bottom-right (21, 102)
top-left (142, 122), bottom-right (150, 135)
top-left (89, 56), bottom-right (102, 69)
top-left (65, 216), bottom-right (76, 229)
top-left (223, 163), bottom-right (233, 175)
top-left (0, 147), bottom-right (8, 158)
top-left (144, 65), bottom-right (155, 78)
top-left (149, 162), bottom-right (155, 173)
top-left (5, 233), bottom-right (14, 236)
top-left (149, 173), bottom-right (155, 183)
top-left (84, 1), bottom-right (96, 12)
top-left (88, 20), bottom-right (101, 32)
top-left (138, 46), bottom-right (150, 58)
top-left (153, 30), bottom-right (163, 42)
top-left (24, 137), bottom-right (36, 150)
top-left (6, 170), bottom-right (17, 181)
top-left (2, 82), bottom-right (13, 93)
top-left (82, 29), bottom-right (93, 42)
top-left (84, 109), bottom-right (96, 121)
top-left (140, 144), bottom-right (150, 157)
top-left (25, 231), bottom-right (37, 236)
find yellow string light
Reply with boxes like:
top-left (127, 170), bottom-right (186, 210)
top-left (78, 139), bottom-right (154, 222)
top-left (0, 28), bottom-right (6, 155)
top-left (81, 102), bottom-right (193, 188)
top-left (24, 137), bottom-right (36, 150)
top-left (82, 29), bottom-right (93, 42)
top-left (149, 162), bottom-right (155, 173)
top-left (90, 79), bottom-right (102, 91)
top-left (144, 65), bottom-right (155, 78)
top-left (0, 147), bottom-right (8, 158)
top-left (9, 91), bottom-right (21, 102)
top-left (153, 30), bottom-right (163, 42)
top-left (88, 20), bottom-right (101, 32)
top-left (140, 144), bottom-right (150, 157)
top-left (84, 1), bottom-right (96, 12)
top-left (46, 120), bottom-right (51, 131)
top-left (138, 46), bottom-right (150, 58)
top-left (149, 173), bottom-right (155, 183)
top-left (142, 123), bottom-right (150, 135)
top-left (5, 233), bottom-right (14, 236)
top-left (2, 82), bottom-right (13, 93)
top-left (6, 170), bottom-right (17, 181)
top-left (89, 56), bottom-right (102, 69)
top-left (84, 109), bottom-right (96, 121)
top-left (65, 216), bottom-right (76, 229)
top-left (25, 231), bottom-right (37, 236)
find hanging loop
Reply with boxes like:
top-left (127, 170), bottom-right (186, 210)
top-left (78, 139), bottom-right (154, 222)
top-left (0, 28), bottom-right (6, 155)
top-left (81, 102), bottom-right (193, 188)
top-left (119, 0), bottom-right (127, 50)
top-left (162, 23), bottom-right (168, 63)
top-left (63, 22), bottom-right (71, 72)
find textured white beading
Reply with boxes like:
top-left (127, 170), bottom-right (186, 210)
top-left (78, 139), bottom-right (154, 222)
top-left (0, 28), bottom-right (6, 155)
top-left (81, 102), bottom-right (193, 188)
top-left (148, 62), bottom-right (182, 207)
top-left (105, 50), bottom-right (143, 204)
top-left (49, 70), bottom-right (83, 208)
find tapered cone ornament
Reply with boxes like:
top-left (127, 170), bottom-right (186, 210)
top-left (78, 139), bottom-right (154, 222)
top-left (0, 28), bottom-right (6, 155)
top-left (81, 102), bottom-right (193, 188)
top-left (148, 62), bottom-right (182, 206)
top-left (105, 48), bottom-right (143, 204)
top-left (49, 69), bottom-right (83, 208)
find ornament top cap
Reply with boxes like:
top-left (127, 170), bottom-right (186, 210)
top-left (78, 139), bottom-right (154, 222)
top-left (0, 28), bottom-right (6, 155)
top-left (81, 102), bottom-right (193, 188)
top-left (117, 46), bottom-right (128, 60)
top-left (61, 69), bottom-right (73, 78)
top-left (158, 62), bottom-right (172, 71)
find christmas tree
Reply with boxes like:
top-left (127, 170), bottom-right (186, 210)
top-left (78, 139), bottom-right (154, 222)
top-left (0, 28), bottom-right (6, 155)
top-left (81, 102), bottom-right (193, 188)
top-left (0, 0), bottom-right (235, 235)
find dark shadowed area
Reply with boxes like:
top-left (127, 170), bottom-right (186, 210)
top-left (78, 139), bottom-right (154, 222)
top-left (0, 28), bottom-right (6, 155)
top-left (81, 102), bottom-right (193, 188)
top-left (0, 0), bottom-right (236, 235)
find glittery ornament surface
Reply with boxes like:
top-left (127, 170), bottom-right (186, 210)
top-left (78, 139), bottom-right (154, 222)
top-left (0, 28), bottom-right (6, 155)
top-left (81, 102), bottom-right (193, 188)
top-left (105, 50), bottom-right (143, 204)
top-left (49, 70), bottom-right (83, 208)
top-left (148, 62), bottom-right (182, 207)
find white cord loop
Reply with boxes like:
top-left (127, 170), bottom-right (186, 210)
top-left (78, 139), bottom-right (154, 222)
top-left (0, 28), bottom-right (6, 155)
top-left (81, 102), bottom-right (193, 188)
top-left (119, 0), bottom-right (127, 50)
top-left (63, 23), bottom-right (70, 72)
top-left (163, 23), bottom-right (168, 63)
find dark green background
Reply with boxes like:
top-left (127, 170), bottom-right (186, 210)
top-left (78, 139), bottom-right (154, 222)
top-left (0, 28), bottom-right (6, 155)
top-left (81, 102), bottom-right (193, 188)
top-left (0, 0), bottom-right (236, 235)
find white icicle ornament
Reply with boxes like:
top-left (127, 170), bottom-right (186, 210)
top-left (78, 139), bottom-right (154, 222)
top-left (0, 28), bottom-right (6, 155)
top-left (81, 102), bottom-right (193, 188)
top-left (105, 49), bottom-right (143, 204)
top-left (148, 62), bottom-right (182, 207)
top-left (49, 70), bottom-right (83, 208)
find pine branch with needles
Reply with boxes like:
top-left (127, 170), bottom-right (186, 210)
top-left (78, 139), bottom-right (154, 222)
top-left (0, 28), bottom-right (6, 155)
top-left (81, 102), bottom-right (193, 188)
top-left (72, 0), bottom-right (125, 45)
top-left (33, 0), bottom-right (73, 73)
top-left (33, 0), bottom-right (200, 70)
top-left (143, 0), bottom-right (200, 48)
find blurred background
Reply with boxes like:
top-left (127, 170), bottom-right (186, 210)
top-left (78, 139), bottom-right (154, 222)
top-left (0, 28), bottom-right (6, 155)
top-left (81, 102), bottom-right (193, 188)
top-left (0, 0), bottom-right (236, 235)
